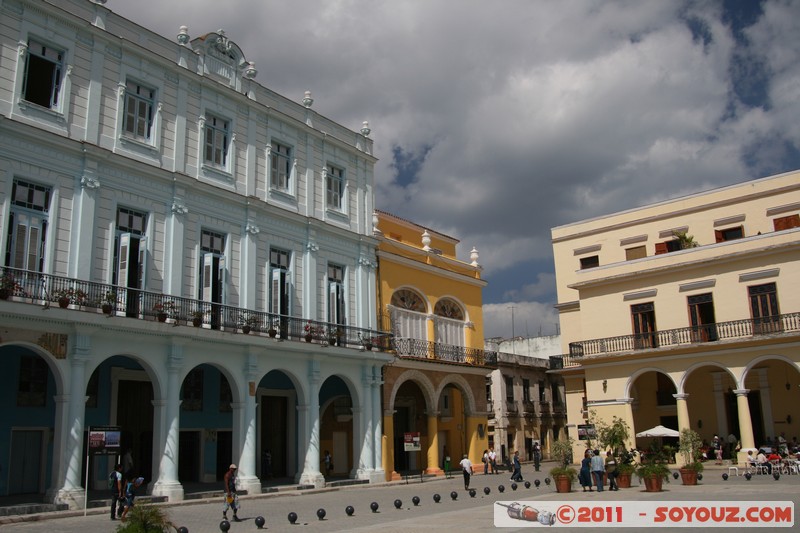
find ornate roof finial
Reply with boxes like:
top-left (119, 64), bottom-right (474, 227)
top-left (421, 230), bottom-right (431, 252)
top-left (302, 90), bottom-right (314, 108)
top-left (177, 25), bottom-right (189, 45)
top-left (361, 121), bottom-right (371, 137)
top-left (470, 247), bottom-right (479, 266)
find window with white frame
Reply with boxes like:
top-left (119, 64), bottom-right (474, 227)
top-left (22, 39), bottom-right (64, 109)
top-left (389, 288), bottom-right (427, 340)
top-left (269, 248), bottom-right (290, 317)
top-left (270, 141), bottom-right (292, 191)
top-left (5, 179), bottom-right (50, 271)
top-left (113, 207), bottom-right (147, 289)
top-left (328, 264), bottom-right (345, 325)
top-left (123, 80), bottom-right (155, 142)
top-left (433, 298), bottom-right (465, 347)
top-left (199, 229), bottom-right (226, 304)
top-left (204, 114), bottom-right (230, 167)
top-left (325, 164), bottom-right (344, 210)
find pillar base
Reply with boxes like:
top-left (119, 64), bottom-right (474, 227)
top-left (389, 470), bottom-right (402, 481)
top-left (235, 475), bottom-right (261, 496)
top-left (48, 487), bottom-right (85, 510)
top-left (425, 467), bottom-right (443, 476)
top-left (298, 471), bottom-right (325, 488)
top-left (356, 468), bottom-right (386, 483)
top-left (151, 480), bottom-right (185, 502)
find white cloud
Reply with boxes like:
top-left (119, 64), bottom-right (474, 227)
top-left (483, 301), bottom-right (561, 341)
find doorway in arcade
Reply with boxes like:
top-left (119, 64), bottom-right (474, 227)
top-left (258, 370), bottom-right (298, 480)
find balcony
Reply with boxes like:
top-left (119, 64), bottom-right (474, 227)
top-left (391, 337), bottom-right (498, 368)
top-left (0, 267), bottom-right (391, 350)
top-left (568, 312), bottom-right (800, 359)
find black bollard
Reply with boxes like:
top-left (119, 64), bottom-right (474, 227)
top-left (254, 516), bottom-right (265, 529)
top-left (412, 496), bottom-right (420, 506)
top-left (394, 499), bottom-right (403, 509)
top-left (317, 508), bottom-right (326, 520)
top-left (345, 505), bottom-right (355, 516)
top-left (288, 512), bottom-right (298, 524)
top-left (534, 479), bottom-right (541, 488)
top-left (511, 483), bottom-right (518, 491)
top-left (544, 477), bottom-right (551, 486)
top-left (450, 491), bottom-right (458, 500)
top-left (370, 501), bottom-right (379, 513)
top-left (469, 488), bottom-right (476, 498)
top-left (697, 473), bottom-right (703, 481)
top-left (498, 485), bottom-right (505, 493)
top-left (745, 472), bottom-right (752, 480)
top-left (219, 520), bottom-right (230, 532)
top-left (722, 473), bottom-right (729, 481)
top-left (773, 472), bottom-right (780, 481)
top-left (433, 493), bottom-right (441, 503)
top-left (483, 487), bottom-right (490, 495)
top-left (672, 471), bottom-right (679, 480)
top-left (524, 481), bottom-right (531, 489)
top-left (178, 527), bottom-right (189, 533)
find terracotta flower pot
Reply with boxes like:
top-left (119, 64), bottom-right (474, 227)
top-left (242, 325), bottom-right (251, 334)
top-left (554, 475), bottom-right (572, 493)
top-left (157, 312), bottom-right (167, 322)
top-left (0, 289), bottom-right (10, 300)
top-left (102, 304), bottom-right (113, 315)
top-left (268, 329), bottom-right (277, 338)
top-left (616, 472), bottom-right (632, 488)
top-left (58, 296), bottom-right (70, 308)
top-left (305, 334), bottom-right (313, 342)
top-left (679, 468), bottom-right (698, 486)
top-left (643, 475), bottom-right (663, 492)
top-left (192, 318), bottom-right (202, 327)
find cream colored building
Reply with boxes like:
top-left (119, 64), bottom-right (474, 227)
top-left (551, 169), bottom-right (800, 464)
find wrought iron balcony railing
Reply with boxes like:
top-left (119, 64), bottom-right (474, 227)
top-left (567, 312), bottom-right (800, 359)
top-left (391, 337), bottom-right (498, 368)
top-left (0, 267), bottom-right (391, 351)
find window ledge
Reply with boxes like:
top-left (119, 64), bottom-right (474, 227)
top-left (200, 163), bottom-right (234, 183)
top-left (325, 207), bottom-right (349, 223)
top-left (119, 135), bottom-right (159, 155)
top-left (18, 99), bottom-right (66, 124)
top-left (269, 187), bottom-right (297, 202)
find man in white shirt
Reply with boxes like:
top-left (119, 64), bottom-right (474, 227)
top-left (459, 454), bottom-right (473, 490)
top-left (488, 449), bottom-right (497, 474)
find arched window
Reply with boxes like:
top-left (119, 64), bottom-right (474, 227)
top-left (433, 298), bottom-right (465, 347)
top-left (389, 289), bottom-right (426, 339)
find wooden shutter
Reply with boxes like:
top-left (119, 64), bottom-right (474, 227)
top-left (118, 233), bottom-right (130, 288)
top-left (773, 214), bottom-right (800, 231)
top-left (714, 230), bottom-right (724, 243)
top-left (654, 242), bottom-right (668, 255)
top-left (202, 253), bottom-right (214, 302)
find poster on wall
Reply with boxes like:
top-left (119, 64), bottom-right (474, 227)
top-left (404, 432), bottom-right (421, 451)
top-left (88, 425), bottom-right (121, 455)
top-left (577, 424), bottom-right (596, 441)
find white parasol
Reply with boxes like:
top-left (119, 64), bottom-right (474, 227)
top-left (635, 425), bottom-right (680, 438)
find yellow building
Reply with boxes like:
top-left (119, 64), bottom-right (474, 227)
top-left (551, 169), bottom-right (800, 464)
top-left (374, 210), bottom-right (496, 479)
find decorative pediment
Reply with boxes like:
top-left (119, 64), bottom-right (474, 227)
top-left (190, 30), bottom-right (255, 86)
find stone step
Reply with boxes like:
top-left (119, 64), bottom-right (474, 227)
top-left (0, 503), bottom-right (69, 517)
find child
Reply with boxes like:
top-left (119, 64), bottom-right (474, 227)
top-left (119, 476), bottom-right (144, 522)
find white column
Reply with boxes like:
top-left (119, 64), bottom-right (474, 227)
top-left (237, 352), bottom-right (261, 494)
top-left (69, 177), bottom-right (98, 278)
top-left (356, 366), bottom-right (373, 478)
top-left (303, 239), bottom-right (319, 320)
top-left (351, 406), bottom-right (363, 477)
top-left (711, 372), bottom-right (729, 436)
top-left (371, 365), bottom-right (384, 481)
top-left (299, 359), bottom-right (324, 487)
top-left (240, 224), bottom-right (259, 309)
top-left (45, 395), bottom-right (69, 505)
top-left (755, 368), bottom-right (774, 438)
top-left (152, 346), bottom-right (184, 501)
top-left (54, 334), bottom-right (90, 509)
top-left (164, 199), bottom-right (187, 295)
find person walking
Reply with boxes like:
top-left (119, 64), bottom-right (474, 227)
top-left (579, 450), bottom-right (593, 492)
top-left (109, 463), bottom-right (124, 520)
top-left (605, 448), bottom-right (618, 491)
top-left (459, 454), bottom-right (474, 490)
top-left (119, 475), bottom-right (144, 522)
top-left (590, 449), bottom-right (605, 492)
top-left (488, 448), bottom-right (498, 474)
top-left (323, 450), bottom-right (333, 477)
top-left (482, 449), bottom-right (490, 475)
top-left (533, 442), bottom-right (541, 472)
top-left (713, 435), bottom-right (723, 465)
top-left (223, 464), bottom-right (240, 522)
top-left (511, 450), bottom-right (523, 482)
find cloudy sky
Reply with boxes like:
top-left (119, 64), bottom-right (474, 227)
top-left (110, 0), bottom-right (800, 341)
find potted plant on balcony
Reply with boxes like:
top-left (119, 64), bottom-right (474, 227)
top-left (153, 299), bottom-right (177, 322)
top-left (0, 271), bottom-right (19, 300)
top-left (100, 290), bottom-right (117, 315)
top-left (304, 321), bottom-right (321, 342)
top-left (678, 428), bottom-right (704, 485)
top-left (549, 436), bottom-right (577, 493)
top-left (57, 288), bottom-right (88, 308)
top-left (238, 312), bottom-right (261, 334)
top-left (190, 309), bottom-right (205, 327)
top-left (328, 327), bottom-right (344, 346)
top-left (267, 319), bottom-right (279, 338)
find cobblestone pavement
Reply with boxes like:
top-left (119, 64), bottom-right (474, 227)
top-left (2, 467), bottom-right (798, 532)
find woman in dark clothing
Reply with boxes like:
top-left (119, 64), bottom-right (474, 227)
top-left (579, 450), bottom-right (593, 491)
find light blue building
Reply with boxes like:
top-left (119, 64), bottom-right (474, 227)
top-left (0, 0), bottom-right (390, 508)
